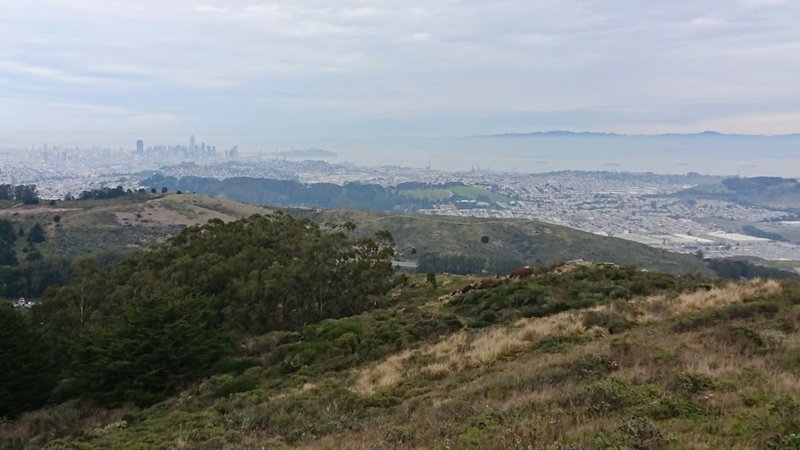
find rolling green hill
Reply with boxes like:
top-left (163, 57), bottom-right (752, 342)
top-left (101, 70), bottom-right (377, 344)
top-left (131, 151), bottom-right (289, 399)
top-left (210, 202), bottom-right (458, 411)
top-left (144, 175), bottom-right (512, 211)
top-left (296, 208), bottom-right (711, 276)
top-left (0, 193), bottom-right (274, 261)
top-left (1, 193), bottom-right (709, 277)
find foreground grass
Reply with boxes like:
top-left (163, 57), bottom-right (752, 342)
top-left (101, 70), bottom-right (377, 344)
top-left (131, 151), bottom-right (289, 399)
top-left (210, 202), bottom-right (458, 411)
top-left (3, 268), bottom-right (799, 449)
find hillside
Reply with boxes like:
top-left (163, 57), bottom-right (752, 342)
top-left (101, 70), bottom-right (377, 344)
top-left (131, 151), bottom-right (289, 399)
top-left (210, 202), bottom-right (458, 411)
top-left (3, 262), bottom-right (799, 449)
top-left (296, 208), bottom-right (711, 276)
top-left (0, 193), bottom-right (274, 260)
top-left (142, 175), bottom-right (512, 212)
top-left (0, 193), bottom-right (709, 277)
top-left (676, 176), bottom-right (800, 211)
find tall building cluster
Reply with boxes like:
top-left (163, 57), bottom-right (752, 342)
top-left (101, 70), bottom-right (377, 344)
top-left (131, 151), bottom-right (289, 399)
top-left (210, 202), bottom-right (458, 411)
top-left (133, 135), bottom-right (239, 161)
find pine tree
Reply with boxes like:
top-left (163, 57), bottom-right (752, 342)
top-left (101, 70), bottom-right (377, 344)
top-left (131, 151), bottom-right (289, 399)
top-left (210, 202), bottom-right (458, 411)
top-left (27, 223), bottom-right (46, 244)
top-left (0, 303), bottom-right (54, 418)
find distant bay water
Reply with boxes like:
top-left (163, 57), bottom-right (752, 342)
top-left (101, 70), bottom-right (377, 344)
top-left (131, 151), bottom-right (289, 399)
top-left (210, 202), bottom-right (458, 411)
top-left (251, 132), bottom-right (800, 177)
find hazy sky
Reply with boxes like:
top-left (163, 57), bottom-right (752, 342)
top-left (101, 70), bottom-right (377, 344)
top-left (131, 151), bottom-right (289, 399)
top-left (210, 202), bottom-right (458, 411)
top-left (2, 0), bottom-right (800, 147)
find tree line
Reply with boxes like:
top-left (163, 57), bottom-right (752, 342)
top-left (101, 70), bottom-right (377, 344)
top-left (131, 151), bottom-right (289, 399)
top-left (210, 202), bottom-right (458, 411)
top-left (0, 219), bottom-right (70, 300)
top-left (0, 184), bottom-right (39, 204)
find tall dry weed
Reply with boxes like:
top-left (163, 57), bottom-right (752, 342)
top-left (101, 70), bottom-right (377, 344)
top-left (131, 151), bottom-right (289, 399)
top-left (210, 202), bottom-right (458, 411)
top-left (352, 279), bottom-right (782, 394)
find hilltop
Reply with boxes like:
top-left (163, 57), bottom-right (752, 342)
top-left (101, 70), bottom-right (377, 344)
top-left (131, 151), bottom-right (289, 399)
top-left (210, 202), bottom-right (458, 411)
top-left (0, 193), bottom-right (274, 260)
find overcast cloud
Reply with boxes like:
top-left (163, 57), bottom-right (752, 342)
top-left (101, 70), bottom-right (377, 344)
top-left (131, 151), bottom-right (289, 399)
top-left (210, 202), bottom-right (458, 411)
top-left (1, 0), bottom-right (799, 147)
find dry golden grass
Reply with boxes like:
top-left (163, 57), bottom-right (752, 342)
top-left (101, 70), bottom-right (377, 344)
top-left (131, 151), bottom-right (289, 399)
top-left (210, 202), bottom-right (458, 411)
top-left (636, 278), bottom-right (781, 323)
top-left (269, 381), bottom-right (318, 401)
top-left (113, 194), bottom-right (276, 228)
top-left (351, 311), bottom-right (589, 395)
top-left (314, 298), bottom-right (800, 450)
top-left (353, 350), bottom-right (412, 395)
top-left (352, 279), bottom-right (782, 395)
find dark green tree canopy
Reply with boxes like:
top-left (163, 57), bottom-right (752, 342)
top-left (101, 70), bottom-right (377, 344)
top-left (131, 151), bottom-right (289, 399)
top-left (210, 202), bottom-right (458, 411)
top-left (27, 223), bottom-right (46, 244)
top-left (0, 303), bottom-right (54, 418)
top-left (34, 213), bottom-right (395, 406)
top-left (0, 184), bottom-right (39, 204)
top-left (0, 219), bottom-right (17, 266)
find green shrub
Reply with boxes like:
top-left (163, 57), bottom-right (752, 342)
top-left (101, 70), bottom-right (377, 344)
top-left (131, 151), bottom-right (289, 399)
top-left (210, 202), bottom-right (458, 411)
top-left (644, 393), bottom-right (707, 419)
top-left (766, 433), bottom-right (800, 450)
top-left (384, 425), bottom-right (412, 444)
top-left (240, 384), bottom-right (365, 443)
top-left (266, 309), bottom-right (454, 375)
top-left (467, 319), bottom-right (490, 329)
top-left (533, 335), bottom-right (586, 354)
top-left (566, 378), bottom-right (652, 415)
top-left (672, 301), bottom-right (780, 332)
top-left (767, 432), bottom-right (800, 450)
top-left (668, 372), bottom-right (715, 397)
top-left (614, 416), bottom-right (668, 449)
top-left (567, 353), bottom-right (619, 380)
top-left (525, 353), bottom-right (619, 389)
top-left (719, 324), bottom-right (767, 353)
top-left (442, 313), bottom-right (463, 329)
top-left (769, 396), bottom-right (800, 431)
top-left (479, 309), bottom-right (497, 324)
top-left (212, 373), bottom-right (260, 398)
top-left (773, 347), bottom-right (800, 374)
top-left (211, 357), bottom-right (262, 375)
top-left (583, 310), bottom-right (633, 334)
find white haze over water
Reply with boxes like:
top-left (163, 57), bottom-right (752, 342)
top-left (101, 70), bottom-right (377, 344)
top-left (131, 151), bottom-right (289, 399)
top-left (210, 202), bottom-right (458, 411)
top-left (234, 135), bottom-right (800, 178)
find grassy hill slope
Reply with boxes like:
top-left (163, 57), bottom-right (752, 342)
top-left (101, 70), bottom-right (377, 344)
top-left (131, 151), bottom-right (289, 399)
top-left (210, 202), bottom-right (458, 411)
top-left (4, 265), bottom-right (798, 449)
top-left (298, 208), bottom-right (711, 275)
top-left (2, 193), bottom-right (709, 276)
top-left (0, 193), bottom-right (274, 260)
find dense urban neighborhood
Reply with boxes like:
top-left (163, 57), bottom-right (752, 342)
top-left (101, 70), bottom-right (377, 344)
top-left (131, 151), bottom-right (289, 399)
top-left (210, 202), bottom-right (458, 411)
top-left (2, 143), bottom-right (799, 263)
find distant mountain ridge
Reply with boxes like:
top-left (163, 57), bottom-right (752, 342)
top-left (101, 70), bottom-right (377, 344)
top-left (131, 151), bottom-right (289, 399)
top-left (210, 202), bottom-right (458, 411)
top-left (481, 130), bottom-right (800, 139)
top-left (472, 129), bottom-right (800, 163)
